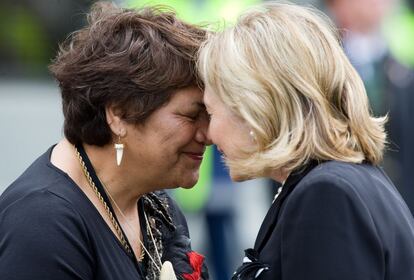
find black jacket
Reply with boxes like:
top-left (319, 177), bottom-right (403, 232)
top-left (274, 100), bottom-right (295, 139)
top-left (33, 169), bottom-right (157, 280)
top-left (233, 160), bottom-right (414, 280)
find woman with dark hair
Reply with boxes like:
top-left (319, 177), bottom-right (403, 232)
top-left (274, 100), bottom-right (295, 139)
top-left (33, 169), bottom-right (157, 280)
top-left (0, 2), bottom-right (210, 280)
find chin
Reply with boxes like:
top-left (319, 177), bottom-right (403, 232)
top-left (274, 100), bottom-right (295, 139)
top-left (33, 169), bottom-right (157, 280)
top-left (180, 184), bottom-right (196, 189)
top-left (178, 171), bottom-right (199, 189)
top-left (179, 180), bottom-right (198, 189)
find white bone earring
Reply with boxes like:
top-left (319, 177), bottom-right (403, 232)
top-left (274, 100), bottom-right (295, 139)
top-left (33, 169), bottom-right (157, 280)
top-left (114, 135), bottom-right (124, 166)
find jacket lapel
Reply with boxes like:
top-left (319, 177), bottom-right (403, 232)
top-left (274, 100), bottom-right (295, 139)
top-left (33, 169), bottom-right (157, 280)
top-left (254, 160), bottom-right (319, 252)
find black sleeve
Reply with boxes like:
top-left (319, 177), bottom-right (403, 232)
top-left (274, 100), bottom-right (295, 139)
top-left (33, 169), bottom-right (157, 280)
top-left (0, 191), bottom-right (95, 280)
top-left (279, 175), bottom-right (384, 280)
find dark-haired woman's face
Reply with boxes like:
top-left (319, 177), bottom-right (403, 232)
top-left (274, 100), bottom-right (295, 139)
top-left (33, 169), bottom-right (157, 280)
top-left (122, 86), bottom-right (211, 189)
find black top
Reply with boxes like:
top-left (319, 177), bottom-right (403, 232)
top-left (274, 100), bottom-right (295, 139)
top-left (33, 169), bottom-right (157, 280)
top-left (0, 146), bottom-right (208, 280)
top-left (233, 160), bottom-right (414, 280)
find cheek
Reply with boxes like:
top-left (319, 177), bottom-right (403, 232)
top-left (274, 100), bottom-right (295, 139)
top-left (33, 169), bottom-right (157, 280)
top-left (209, 117), bottom-right (225, 146)
top-left (167, 122), bottom-right (197, 149)
top-left (180, 129), bottom-right (197, 146)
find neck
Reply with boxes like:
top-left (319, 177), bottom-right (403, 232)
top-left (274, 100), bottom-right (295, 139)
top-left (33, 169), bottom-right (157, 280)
top-left (83, 143), bottom-right (151, 214)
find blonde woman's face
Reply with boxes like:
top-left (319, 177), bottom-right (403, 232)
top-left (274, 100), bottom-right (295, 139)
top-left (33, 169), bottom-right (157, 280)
top-left (204, 87), bottom-right (255, 175)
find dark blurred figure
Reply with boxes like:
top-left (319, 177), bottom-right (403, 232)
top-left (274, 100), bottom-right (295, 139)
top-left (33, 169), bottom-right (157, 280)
top-left (326, 0), bottom-right (414, 213)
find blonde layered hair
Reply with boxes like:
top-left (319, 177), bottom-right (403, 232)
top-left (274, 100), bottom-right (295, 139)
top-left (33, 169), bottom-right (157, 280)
top-left (198, 2), bottom-right (387, 178)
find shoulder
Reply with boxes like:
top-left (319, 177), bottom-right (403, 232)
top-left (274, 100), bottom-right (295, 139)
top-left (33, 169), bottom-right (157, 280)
top-left (291, 161), bottom-right (382, 199)
top-left (274, 162), bottom-right (388, 280)
top-left (1, 146), bottom-right (84, 212)
top-left (0, 190), bottom-right (94, 279)
top-left (0, 146), bottom-right (95, 264)
top-left (1, 169), bottom-right (87, 222)
top-left (280, 161), bottom-right (382, 230)
top-left (0, 189), bottom-right (93, 258)
top-left (1, 189), bottom-right (89, 240)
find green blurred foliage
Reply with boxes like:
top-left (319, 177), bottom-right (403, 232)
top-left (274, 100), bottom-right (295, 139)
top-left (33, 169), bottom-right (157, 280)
top-left (129, 0), bottom-right (260, 27)
top-left (385, 5), bottom-right (414, 67)
top-left (0, 4), bottom-right (49, 75)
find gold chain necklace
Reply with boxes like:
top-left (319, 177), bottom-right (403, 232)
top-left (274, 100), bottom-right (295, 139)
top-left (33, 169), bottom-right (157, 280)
top-left (74, 147), bottom-right (144, 261)
top-left (74, 146), bottom-right (178, 279)
top-left (100, 180), bottom-right (164, 267)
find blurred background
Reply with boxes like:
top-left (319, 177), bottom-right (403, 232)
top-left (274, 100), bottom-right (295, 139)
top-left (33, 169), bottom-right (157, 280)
top-left (0, 0), bottom-right (413, 279)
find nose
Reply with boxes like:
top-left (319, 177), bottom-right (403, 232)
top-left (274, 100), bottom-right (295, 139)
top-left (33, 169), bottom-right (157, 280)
top-left (195, 116), bottom-right (213, 146)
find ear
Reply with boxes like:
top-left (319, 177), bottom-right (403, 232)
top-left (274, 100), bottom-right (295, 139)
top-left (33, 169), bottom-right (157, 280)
top-left (105, 106), bottom-right (127, 137)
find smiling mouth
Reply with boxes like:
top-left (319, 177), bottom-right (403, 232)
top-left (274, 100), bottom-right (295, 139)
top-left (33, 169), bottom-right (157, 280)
top-left (184, 152), bottom-right (204, 161)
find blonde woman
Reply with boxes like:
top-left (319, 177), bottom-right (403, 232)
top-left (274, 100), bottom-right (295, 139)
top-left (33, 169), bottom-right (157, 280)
top-left (198, 3), bottom-right (414, 280)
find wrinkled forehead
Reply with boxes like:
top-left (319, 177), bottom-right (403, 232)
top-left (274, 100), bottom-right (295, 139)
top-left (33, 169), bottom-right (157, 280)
top-left (168, 86), bottom-right (205, 108)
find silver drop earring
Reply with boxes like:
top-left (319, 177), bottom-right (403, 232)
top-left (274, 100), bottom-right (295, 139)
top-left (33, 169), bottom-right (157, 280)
top-left (114, 134), bottom-right (124, 166)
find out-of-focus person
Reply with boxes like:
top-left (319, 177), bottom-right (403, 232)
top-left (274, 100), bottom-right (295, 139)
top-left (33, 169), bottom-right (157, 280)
top-left (325, 0), bottom-right (414, 212)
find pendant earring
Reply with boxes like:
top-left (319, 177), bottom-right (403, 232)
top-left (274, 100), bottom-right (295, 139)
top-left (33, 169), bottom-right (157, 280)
top-left (114, 135), bottom-right (124, 166)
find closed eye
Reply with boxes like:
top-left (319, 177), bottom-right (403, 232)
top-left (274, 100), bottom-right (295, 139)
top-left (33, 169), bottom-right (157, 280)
top-left (180, 112), bottom-right (200, 121)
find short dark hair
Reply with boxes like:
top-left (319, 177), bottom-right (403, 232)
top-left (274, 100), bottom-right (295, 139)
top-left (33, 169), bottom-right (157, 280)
top-left (49, 2), bottom-right (206, 146)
